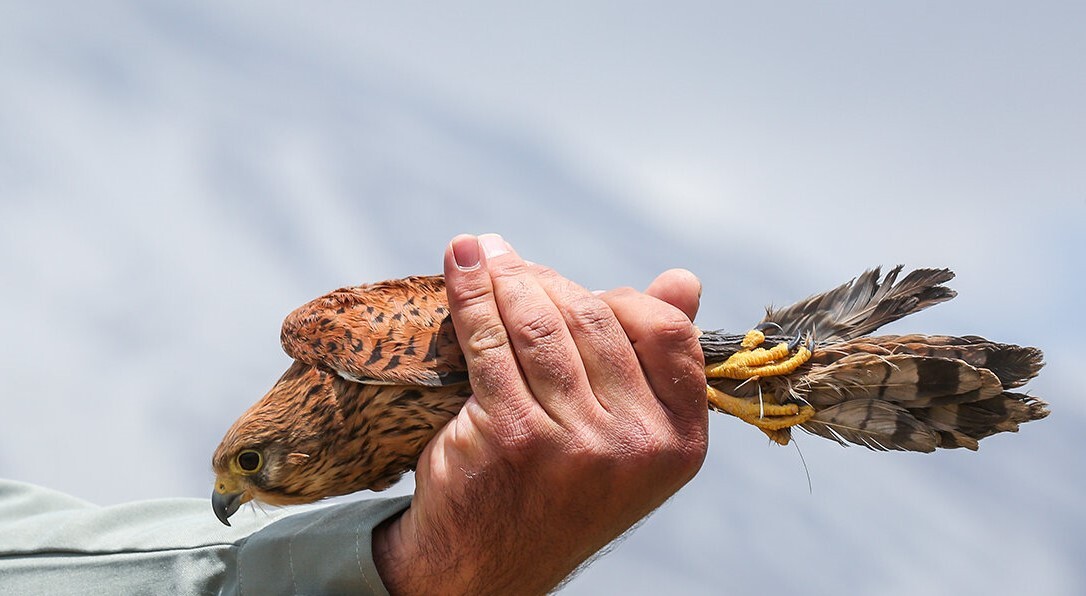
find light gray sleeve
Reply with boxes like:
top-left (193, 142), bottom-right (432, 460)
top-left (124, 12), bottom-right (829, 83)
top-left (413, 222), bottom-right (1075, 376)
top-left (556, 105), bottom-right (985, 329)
top-left (0, 479), bottom-right (411, 596)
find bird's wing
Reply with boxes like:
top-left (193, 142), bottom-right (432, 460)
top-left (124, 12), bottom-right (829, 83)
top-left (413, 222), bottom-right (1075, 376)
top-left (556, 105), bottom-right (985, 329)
top-left (763, 265), bottom-right (957, 341)
top-left (280, 275), bottom-right (468, 387)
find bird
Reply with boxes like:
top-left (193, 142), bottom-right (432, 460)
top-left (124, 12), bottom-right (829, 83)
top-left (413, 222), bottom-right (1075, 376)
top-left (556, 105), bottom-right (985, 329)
top-left (212, 266), bottom-right (1048, 525)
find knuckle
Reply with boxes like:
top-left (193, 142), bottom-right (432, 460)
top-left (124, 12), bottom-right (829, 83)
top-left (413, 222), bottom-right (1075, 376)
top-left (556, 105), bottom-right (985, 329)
top-left (528, 263), bottom-right (560, 280)
top-left (490, 406), bottom-right (558, 454)
top-left (661, 407), bottom-right (709, 465)
top-left (622, 416), bottom-right (707, 477)
top-left (448, 276), bottom-right (494, 309)
top-left (489, 258), bottom-right (531, 282)
top-left (609, 286), bottom-right (639, 299)
top-left (647, 311), bottom-right (700, 348)
top-left (559, 427), bottom-right (609, 462)
top-left (565, 296), bottom-right (619, 338)
top-left (466, 321), bottom-right (510, 356)
top-left (671, 433), bottom-right (709, 478)
top-left (619, 415), bottom-right (669, 456)
top-left (604, 429), bottom-right (657, 462)
top-left (512, 311), bottom-right (565, 347)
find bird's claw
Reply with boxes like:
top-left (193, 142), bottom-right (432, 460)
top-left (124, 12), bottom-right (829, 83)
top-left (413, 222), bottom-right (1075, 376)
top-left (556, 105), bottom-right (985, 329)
top-left (705, 325), bottom-right (814, 380)
top-left (706, 386), bottom-right (816, 444)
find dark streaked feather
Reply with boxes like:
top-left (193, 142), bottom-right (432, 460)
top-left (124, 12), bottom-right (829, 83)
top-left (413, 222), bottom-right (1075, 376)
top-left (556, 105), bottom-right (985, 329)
top-left (807, 335), bottom-right (1044, 389)
top-left (800, 353), bottom-right (1003, 407)
top-left (914, 393), bottom-right (1049, 449)
top-left (879, 335), bottom-right (1043, 389)
top-left (281, 275), bottom-right (469, 387)
top-left (791, 337), bottom-right (1047, 451)
top-left (763, 266), bottom-right (956, 341)
top-left (801, 400), bottom-right (939, 452)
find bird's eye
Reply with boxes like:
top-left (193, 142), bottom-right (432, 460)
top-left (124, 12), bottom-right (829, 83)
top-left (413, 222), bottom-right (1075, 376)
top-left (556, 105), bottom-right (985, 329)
top-left (237, 450), bottom-right (263, 474)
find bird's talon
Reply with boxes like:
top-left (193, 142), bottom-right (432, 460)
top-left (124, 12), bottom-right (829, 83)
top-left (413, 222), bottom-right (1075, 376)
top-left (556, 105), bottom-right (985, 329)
top-left (706, 386), bottom-right (817, 434)
top-left (754, 321), bottom-right (784, 334)
top-left (787, 331), bottom-right (802, 351)
top-left (760, 427), bottom-right (793, 446)
top-left (705, 325), bottom-right (814, 380)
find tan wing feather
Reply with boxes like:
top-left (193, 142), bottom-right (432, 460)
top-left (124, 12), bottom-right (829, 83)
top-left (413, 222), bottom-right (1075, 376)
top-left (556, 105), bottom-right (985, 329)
top-left (281, 275), bottom-right (468, 387)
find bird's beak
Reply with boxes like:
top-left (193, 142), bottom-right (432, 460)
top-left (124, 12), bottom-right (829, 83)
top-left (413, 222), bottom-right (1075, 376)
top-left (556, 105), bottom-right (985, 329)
top-left (212, 476), bottom-right (250, 526)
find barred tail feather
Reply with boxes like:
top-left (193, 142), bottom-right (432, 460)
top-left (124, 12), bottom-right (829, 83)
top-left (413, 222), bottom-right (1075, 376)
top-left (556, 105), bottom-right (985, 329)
top-left (914, 393), bottom-right (1049, 450)
top-left (800, 353), bottom-right (1004, 408)
top-left (792, 343), bottom-right (1047, 452)
top-left (829, 334), bottom-right (1044, 389)
top-left (801, 400), bottom-right (939, 452)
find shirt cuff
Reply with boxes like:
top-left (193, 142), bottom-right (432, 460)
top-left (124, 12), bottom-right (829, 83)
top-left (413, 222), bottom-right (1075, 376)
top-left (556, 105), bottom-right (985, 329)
top-left (232, 495), bottom-right (412, 596)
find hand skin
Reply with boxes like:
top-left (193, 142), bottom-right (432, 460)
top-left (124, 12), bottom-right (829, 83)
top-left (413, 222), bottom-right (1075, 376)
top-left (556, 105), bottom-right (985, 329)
top-left (372, 234), bottom-right (709, 595)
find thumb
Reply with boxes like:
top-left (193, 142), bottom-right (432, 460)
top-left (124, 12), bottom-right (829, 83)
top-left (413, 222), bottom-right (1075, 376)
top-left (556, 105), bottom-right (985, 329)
top-left (644, 268), bottom-right (701, 322)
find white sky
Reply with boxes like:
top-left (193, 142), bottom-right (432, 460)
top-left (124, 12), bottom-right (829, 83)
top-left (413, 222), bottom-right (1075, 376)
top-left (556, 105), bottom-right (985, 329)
top-left (1, 2), bottom-right (1083, 593)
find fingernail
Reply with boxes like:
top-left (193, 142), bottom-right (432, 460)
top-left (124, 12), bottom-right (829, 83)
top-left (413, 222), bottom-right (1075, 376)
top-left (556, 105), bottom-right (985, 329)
top-left (479, 233), bottom-right (509, 259)
top-left (591, 290), bottom-right (605, 296)
top-left (451, 234), bottom-right (481, 271)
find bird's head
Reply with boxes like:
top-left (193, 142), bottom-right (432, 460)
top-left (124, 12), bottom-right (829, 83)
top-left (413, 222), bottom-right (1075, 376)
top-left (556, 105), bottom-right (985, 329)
top-left (211, 361), bottom-right (344, 525)
top-left (212, 358), bottom-right (464, 525)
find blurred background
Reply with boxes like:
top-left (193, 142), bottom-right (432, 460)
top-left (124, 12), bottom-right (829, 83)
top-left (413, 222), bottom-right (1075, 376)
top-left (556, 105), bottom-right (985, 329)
top-left (2, 2), bottom-right (1083, 593)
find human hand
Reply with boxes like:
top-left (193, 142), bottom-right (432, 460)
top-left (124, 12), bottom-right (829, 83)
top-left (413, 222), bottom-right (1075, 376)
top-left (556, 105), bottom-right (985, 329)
top-left (372, 234), bottom-right (708, 595)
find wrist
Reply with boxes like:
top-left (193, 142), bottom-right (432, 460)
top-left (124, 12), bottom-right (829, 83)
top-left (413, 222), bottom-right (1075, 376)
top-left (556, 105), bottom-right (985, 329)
top-left (372, 506), bottom-right (478, 595)
top-left (372, 511), bottom-right (417, 595)
top-left (373, 500), bottom-right (576, 596)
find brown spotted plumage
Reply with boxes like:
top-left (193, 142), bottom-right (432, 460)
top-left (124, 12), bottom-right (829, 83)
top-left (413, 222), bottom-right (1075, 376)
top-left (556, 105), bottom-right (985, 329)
top-left (212, 267), bottom-right (1048, 524)
top-left (281, 276), bottom-right (467, 387)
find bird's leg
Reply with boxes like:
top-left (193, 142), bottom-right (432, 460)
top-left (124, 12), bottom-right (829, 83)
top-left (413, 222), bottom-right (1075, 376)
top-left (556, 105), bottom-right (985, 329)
top-left (704, 324), bottom-right (816, 443)
top-left (706, 385), bottom-right (815, 445)
top-left (704, 325), bottom-right (813, 380)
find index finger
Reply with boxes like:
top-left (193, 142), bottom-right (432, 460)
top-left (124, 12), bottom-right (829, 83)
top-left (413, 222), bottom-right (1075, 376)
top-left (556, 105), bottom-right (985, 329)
top-left (443, 234), bottom-right (535, 421)
top-left (443, 234), bottom-right (597, 428)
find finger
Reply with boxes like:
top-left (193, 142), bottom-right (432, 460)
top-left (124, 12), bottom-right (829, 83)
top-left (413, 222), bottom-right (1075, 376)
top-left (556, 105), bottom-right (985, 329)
top-left (598, 289), bottom-right (707, 429)
top-left (478, 235), bottom-right (598, 424)
top-left (644, 268), bottom-right (701, 322)
top-left (528, 264), bottom-right (653, 416)
top-left (444, 234), bottom-right (535, 422)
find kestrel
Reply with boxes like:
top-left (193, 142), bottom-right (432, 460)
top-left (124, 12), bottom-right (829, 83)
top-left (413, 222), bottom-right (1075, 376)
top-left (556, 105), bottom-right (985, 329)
top-left (212, 266), bottom-right (1048, 525)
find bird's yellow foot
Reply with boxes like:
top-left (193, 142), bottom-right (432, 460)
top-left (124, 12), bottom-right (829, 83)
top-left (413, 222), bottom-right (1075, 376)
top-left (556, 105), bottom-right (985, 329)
top-left (704, 324), bottom-right (815, 444)
top-left (706, 386), bottom-right (816, 445)
top-left (704, 324), bottom-right (812, 380)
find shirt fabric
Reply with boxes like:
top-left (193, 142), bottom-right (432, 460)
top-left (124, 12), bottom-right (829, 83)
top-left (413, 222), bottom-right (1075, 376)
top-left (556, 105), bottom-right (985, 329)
top-left (0, 480), bottom-right (410, 595)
